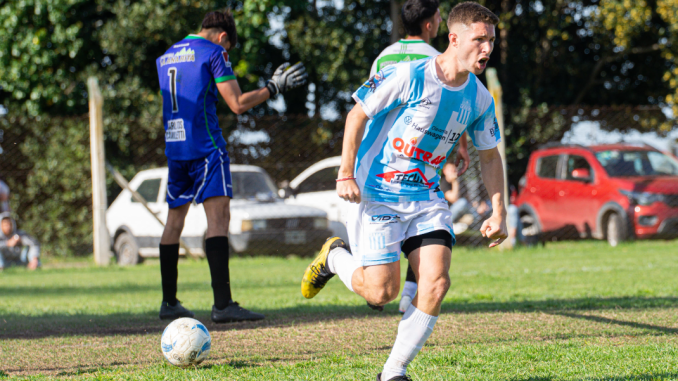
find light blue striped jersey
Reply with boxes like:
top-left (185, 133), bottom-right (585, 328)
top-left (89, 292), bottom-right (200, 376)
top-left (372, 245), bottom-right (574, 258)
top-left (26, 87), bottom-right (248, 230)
top-left (352, 56), bottom-right (500, 202)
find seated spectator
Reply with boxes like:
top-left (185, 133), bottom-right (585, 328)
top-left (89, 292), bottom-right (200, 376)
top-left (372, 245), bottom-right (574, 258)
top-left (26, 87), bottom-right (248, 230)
top-left (441, 163), bottom-right (492, 229)
top-left (0, 212), bottom-right (40, 271)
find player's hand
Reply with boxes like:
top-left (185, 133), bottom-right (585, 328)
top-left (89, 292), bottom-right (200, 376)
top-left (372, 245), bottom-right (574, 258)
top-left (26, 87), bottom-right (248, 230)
top-left (337, 179), bottom-right (361, 204)
top-left (455, 139), bottom-right (470, 176)
top-left (266, 62), bottom-right (308, 96)
top-left (7, 234), bottom-right (20, 247)
top-left (480, 214), bottom-right (508, 248)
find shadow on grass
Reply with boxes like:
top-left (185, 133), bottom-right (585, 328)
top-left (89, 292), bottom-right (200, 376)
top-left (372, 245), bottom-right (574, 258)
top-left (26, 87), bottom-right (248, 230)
top-left (512, 374), bottom-right (678, 380)
top-left (3, 295), bottom-right (678, 339)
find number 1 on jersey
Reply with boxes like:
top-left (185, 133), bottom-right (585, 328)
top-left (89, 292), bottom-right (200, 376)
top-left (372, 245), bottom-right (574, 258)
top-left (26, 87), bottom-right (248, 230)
top-left (168, 67), bottom-right (179, 113)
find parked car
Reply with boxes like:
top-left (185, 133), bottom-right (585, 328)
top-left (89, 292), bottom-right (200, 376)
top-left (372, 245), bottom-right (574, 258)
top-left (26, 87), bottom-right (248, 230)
top-left (106, 165), bottom-right (332, 265)
top-left (281, 156), bottom-right (349, 242)
top-left (515, 143), bottom-right (678, 246)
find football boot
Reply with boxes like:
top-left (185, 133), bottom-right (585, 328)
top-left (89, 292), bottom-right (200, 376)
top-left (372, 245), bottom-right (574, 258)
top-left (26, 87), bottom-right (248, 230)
top-left (159, 300), bottom-right (195, 320)
top-left (301, 237), bottom-right (349, 299)
top-left (211, 301), bottom-right (265, 323)
top-left (376, 373), bottom-right (412, 381)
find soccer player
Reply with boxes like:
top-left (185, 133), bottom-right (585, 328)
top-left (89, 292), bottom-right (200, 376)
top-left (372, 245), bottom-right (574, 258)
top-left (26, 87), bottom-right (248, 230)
top-left (301, 3), bottom-right (506, 380)
top-left (156, 10), bottom-right (307, 323)
top-left (370, 0), bottom-right (471, 314)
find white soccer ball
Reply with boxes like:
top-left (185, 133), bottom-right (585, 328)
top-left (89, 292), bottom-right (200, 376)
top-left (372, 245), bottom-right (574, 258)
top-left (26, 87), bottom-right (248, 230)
top-left (161, 317), bottom-right (211, 367)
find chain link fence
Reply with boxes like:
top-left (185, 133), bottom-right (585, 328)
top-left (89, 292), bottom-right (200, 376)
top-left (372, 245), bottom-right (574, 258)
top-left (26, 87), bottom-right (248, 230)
top-left (1, 106), bottom-right (677, 263)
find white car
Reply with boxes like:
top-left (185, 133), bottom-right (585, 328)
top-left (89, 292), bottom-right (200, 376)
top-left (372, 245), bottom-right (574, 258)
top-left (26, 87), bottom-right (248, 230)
top-left (282, 156), bottom-right (350, 242)
top-left (106, 165), bottom-right (331, 265)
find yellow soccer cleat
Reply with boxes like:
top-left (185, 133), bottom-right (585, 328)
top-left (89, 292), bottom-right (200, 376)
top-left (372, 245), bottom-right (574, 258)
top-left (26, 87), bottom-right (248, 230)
top-left (301, 237), bottom-right (349, 299)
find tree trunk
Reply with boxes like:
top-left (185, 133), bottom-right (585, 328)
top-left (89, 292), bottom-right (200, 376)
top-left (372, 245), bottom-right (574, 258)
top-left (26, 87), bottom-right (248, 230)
top-left (390, 0), bottom-right (401, 43)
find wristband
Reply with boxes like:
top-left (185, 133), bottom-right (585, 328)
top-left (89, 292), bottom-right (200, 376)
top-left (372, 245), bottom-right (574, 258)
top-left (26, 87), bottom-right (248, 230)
top-left (336, 177), bottom-right (356, 182)
top-left (265, 80), bottom-right (279, 97)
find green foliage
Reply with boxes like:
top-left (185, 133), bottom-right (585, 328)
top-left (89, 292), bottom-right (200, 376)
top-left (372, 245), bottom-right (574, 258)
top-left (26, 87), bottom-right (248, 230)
top-left (0, 0), bottom-right (107, 116)
top-left (1, 114), bottom-right (93, 256)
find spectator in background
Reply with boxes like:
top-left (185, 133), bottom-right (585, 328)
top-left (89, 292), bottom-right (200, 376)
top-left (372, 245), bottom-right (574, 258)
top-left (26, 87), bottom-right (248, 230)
top-left (440, 163), bottom-right (492, 228)
top-left (0, 212), bottom-right (40, 271)
top-left (0, 180), bottom-right (10, 213)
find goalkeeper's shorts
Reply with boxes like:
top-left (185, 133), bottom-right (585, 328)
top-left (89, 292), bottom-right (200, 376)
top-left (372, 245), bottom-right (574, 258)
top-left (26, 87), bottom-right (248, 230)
top-left (166, 148), bottom-right (233, 209)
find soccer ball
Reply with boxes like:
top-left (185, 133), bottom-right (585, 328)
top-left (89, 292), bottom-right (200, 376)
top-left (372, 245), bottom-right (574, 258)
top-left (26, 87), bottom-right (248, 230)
top-left (161, 317), bottom-right (211, 367)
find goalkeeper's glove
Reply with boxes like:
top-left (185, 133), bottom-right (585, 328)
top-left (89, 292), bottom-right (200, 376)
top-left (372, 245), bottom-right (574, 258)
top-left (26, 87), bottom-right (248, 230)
top-left (266, 62), bottom-right (308, 96)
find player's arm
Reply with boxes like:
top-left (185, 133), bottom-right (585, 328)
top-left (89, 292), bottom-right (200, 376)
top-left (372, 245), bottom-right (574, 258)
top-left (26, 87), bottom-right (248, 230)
top-left (442, 163), bottom-right (461, 204)
top-left (216, 81), bottom-right (269, 115)
top-left (215, 60), bottom-right (307, 115)
top-left (455, 134), bottom-right (470, 175)
top-left (477, 147), bottom-right (508, 248)
top-left (337, 103), bottom-right (369, 204)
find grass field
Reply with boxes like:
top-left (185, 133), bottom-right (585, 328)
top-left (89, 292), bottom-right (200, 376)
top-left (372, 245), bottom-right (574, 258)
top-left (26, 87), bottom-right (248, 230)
top-left (2, 240), bottom-right (678, 380)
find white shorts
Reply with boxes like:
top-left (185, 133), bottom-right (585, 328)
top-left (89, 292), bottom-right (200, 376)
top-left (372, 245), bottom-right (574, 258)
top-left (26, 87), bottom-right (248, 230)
top-left (346, 198), bottom-right (454, 267)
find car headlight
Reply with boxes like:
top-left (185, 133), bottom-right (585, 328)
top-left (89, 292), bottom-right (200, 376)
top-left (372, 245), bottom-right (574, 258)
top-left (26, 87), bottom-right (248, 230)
top-left (313, 218), bottom-right (328, 229)
top-left (619, 190), bottom-right (665, 206)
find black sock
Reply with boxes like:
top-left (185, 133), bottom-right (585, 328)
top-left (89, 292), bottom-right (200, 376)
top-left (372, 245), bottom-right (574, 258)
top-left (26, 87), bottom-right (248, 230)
top-left (405, 263), bottom-right (417, 284)
top-left (159, 243), bottom-right (180, 306)
top-left (205, 236), bottom-right (232, 310)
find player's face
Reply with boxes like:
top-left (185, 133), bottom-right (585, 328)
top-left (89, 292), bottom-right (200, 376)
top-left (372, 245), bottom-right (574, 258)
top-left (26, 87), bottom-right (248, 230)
top-left (428, 9), bottom-right (442, 38)
top-left (456, 22), bottom-right (495, 75)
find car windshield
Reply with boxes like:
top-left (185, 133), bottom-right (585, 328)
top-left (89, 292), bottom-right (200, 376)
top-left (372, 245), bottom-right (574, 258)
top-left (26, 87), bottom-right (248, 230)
top-left (231, 171), bottom-right (279, 200)
top-left (595, 150), bottom-right (678, 177)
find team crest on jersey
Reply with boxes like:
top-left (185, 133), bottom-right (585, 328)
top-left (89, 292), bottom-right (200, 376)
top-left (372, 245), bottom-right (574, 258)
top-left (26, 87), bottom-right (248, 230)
top-left (221, 51), bottom-right (232, 67)
top-left (490, 118), bottom-right (499, 137)
top-left (160, 47), bottom-right (195, 66)
top-left (376, 168), bottom-right (435, 188)
top-left (457, 99), bottom-right (472, 125)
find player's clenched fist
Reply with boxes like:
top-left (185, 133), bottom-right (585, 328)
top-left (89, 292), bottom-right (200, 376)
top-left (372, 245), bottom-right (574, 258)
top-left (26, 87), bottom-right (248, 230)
top-left (480, 214), bottom-right (508, 248)
top-left (266, 62), bottom-right (308, 96)
top-left (337, 179), bottom-right (361, 204)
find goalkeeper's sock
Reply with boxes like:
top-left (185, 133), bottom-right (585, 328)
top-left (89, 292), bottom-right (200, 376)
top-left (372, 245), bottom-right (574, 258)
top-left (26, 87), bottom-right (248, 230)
top-left (159, 243), bottom-right (180, 306)
top-left (205, 236), bottom-right (233, 310)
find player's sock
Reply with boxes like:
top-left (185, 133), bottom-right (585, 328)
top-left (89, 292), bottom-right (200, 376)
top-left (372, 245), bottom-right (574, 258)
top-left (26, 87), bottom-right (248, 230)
top-left (328, 246), bottom-right (359, 292)
top-left (402, 264), bottom-right (418, 299)
top-left (402, 281), bottom-right (418, 300)
top-left (205, 236), bottom-right (233, 310)
top-left (159, 243), bottom-right (180, 306)
top-left (381, 305), bottom-right (438, 380)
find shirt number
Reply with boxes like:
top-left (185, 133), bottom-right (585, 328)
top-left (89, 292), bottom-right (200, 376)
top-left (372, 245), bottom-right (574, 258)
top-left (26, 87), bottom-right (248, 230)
top-left (167, 67), bottom-right (178, 113)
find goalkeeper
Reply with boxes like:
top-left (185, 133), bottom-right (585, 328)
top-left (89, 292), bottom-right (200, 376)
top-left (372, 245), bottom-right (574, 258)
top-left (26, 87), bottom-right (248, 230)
top-left (155, 10), bottom-right (307, 323)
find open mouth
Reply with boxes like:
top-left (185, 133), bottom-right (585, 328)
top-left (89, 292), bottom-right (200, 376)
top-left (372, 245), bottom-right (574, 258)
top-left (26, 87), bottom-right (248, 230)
top-left (478, 57), bottom-right (489, 66)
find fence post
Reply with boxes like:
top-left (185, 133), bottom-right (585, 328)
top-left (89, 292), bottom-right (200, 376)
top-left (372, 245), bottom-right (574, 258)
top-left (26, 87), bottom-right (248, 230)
top-left (88, 77), bottom-right (111, 265)
top-left (485, 68), bottom-right (512, 249)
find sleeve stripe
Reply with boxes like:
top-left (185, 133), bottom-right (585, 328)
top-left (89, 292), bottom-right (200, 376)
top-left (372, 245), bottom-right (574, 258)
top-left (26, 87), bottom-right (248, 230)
top-left (215, 75), bottom-right (236, 83)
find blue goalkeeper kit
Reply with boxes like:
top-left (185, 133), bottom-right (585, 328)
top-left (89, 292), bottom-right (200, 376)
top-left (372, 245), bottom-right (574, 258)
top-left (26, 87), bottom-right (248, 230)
top-left (156, 35), bottom-right (236, 207)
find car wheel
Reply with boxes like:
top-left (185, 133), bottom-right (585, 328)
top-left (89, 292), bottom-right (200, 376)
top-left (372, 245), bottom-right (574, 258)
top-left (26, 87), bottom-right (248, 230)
top-left (520, 210), bottom-right (542, 246)
top-left (606, 213), bottom-right (627, 247)
top-left (114, 232), bottom-right (140, 266)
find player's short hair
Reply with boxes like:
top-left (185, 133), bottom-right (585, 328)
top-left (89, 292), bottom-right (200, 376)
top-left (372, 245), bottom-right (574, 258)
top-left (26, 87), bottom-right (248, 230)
top-left (201, 10), bottom-right (237, 47)
top-left (401, 0), bottom-right (440, 36)
top-left (446, 1), bottom-right (499, 29)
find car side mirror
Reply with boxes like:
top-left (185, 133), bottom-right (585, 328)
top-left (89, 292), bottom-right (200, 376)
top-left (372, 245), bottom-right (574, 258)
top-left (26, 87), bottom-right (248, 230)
top-left (571, 168), bottom-right (591, 182)
top-left (278, 185), bottom-right (295, 199)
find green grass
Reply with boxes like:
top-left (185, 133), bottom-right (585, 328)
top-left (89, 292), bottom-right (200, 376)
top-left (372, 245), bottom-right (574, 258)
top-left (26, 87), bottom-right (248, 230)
top-left (2, 240), bottom-right (678, 380)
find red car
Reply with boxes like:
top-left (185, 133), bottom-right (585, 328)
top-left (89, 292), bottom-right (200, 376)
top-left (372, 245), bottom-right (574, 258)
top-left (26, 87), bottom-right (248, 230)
top-left (515, 143), bottom-right (678, 246)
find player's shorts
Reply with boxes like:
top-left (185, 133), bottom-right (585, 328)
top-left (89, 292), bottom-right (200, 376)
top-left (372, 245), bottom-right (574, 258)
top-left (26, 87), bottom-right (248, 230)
top-left (166, 148), bottom-right (233, 209)
top-left (346, 198), bottom-right (455, 267)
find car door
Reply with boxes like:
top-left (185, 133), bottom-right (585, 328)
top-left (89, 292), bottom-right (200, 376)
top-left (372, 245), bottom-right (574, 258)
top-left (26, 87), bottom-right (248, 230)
top-left (126, 176), bottom-right (166, 243)
top-left (532, 154), bottom-right (563, 231)
top-left (561, 154), bottom-right (598, 235)
top-left (286, 165), bottom-right (349, 241)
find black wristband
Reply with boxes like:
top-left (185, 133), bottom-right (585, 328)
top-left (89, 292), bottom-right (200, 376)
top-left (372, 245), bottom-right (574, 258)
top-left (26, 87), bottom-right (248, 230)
top-left (265, 80), bottom-right (278, 97)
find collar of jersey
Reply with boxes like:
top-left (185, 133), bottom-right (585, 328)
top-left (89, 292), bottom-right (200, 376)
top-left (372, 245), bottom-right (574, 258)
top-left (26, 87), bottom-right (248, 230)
top-left (429, 56), bottom-right (470, 91)
top-left (399, 39), bottom-right (426, 44)
top-left (185, 34), bottom-right (206, 40)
